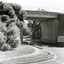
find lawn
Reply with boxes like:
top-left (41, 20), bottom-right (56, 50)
top-left (0, 45), bottom-right (56, 64)
top-left (0, 45), bottom-right (35, 59)
top-left (6, 50), bottom-right (55, 64)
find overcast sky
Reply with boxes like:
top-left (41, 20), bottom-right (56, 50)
top-left (1, 0), bottom-right (64, 13)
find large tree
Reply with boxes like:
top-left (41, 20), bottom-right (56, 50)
top-left (0, 1), bottom-right (26, 51)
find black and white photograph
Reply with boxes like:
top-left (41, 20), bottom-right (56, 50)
top-left (0, 0), bottom-right (64, 64)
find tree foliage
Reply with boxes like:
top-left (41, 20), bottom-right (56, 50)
top-left (0, 1), bottom-right (26, 51)
top-left (27, 20), bottom-right (42, 39)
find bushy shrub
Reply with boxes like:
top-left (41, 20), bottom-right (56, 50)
top-left (11, 3), bottom-right (21, 11)
top-left (0, 1), bottom-right (26, 51)
top-left (27, 21), bottom-right (42, 39)
top-left (0, 21), bottom-right (7, 31)
top-left (11, 3), bottom-right (26, 21)
top-left (1, 15), bottom-right (9, 23)
top-left (0, 1), bottom-right (4, 15)
top-left (7, 20), bottom-right (20, 48)
top-left (16, 19), bottom-right (23, 27)
top-left (1, 43), bottom-right (11, 51)
top-left (3, 3), bottom-right (15, 18)
top-left (7, 37), bottom-right (19, 48)
top-left (0, 32), bottom-right (7, 49)
top-left (23, 26), bottom-right (32, 36)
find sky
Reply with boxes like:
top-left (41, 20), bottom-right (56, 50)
top-left (1, 0), bottom-right (64, 13)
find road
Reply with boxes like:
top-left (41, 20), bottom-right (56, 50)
top-left (31, 45), bottom-right (64, 64)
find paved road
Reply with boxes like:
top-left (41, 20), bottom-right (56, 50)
top-left (31, 45), bottom-right (64, 64)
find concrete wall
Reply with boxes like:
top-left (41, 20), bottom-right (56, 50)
top-left (57, 14), bottom-right (64, 43)
top-left (57, 14), bottom-right (64, 36)
top-left (41, 19), bottom-right (58, 43)
top-left (26, 10), bottom-right (57, 20)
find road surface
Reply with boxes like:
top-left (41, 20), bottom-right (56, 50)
top-left (31, 45), bottom-right (64, 64)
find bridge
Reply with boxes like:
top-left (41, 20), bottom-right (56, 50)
top-left (21, 10), bottom-right (64, 45)
top-left (26, 10), bottom-right (58, 20)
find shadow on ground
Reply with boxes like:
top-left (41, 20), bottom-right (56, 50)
top-left (23, 40), bottom-right (64, 48)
